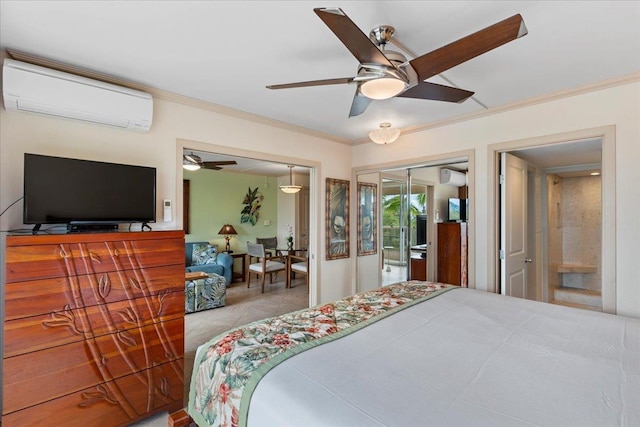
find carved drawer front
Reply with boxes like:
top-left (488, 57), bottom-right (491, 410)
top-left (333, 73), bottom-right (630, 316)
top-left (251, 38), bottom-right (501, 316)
top-left (5, 238), bottom-right (184, 283)
top-left (4, 264), bottom-right (182, 321)
top-left (4, 317), bottom-right (184, 414)
top-left (3, 231), bottom-right (185, 427)
top-left (4, 291), bottom-right (183, 357)
top-left (2, 360), bottom-right (184, 427)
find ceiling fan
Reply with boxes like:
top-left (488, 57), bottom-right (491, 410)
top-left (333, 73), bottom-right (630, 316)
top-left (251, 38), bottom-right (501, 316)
top-left (183, 152), bottom-right (237, 171)
top-left (266, 8), bottom-right (528, 117)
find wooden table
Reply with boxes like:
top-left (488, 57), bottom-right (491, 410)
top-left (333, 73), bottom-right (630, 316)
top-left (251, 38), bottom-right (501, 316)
top-left (276, 248), bottom-right (308, 256)
top-left (185, 271), bottom-right (209, 281)
top-left (225, 252), bottom-right (247, 282)
top-left (410, 245), bottom-right (428, 281)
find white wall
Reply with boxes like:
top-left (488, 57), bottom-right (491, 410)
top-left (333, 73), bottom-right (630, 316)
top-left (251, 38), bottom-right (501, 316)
top-left (277, 172), bottom-right (310, 248)
top-left (355, 172), bottom-right (381, 293)
top-left (352, 80), bottom-right (640, 318)
top-left (0, 96), bottom-right (354, 305)
top-left (276, 178), bottom-right (296, 247)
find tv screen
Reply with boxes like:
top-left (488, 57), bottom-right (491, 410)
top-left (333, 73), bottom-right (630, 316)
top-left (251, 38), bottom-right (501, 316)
top-left (24, 153), bottom-right (156, 227)
top-left (448, 198), bottom-right (468, 222)
top-left (416, 214), bottom-right (427, 246)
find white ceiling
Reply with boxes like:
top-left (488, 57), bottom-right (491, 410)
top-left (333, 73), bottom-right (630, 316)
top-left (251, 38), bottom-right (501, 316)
top-left (511, 138), bottom-right (602, 169)
top-left (1, 1), bottom-right (639, 146)
top-left (183, 149), bottom-right (311, 177)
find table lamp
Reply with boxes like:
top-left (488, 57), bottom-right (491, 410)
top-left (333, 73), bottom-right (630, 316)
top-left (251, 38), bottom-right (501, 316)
top-left (218, 224), bottom-right (238, 253)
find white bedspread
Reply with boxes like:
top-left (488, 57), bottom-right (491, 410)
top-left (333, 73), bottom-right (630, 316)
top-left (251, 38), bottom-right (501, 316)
top-left (247, 288), bottom-right (639, 426)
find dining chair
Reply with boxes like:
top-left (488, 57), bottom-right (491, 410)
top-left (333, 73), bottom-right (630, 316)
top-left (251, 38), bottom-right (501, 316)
top-left (247, 242), bottom-right (286, 293)
top-left (287, 252), bottom-right (309, 289)
top-left (256, 236), bottom-right (278, 256)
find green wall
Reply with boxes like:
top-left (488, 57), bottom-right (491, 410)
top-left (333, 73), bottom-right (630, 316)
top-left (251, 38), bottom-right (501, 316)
top-left (184, 170), bottom-right (278, 253)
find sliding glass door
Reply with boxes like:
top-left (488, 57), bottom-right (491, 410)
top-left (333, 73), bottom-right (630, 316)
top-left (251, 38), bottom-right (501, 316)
top-left (358, 155), bottom-right (470, 290)
top-left (381, 176), bottom-right (409, 285)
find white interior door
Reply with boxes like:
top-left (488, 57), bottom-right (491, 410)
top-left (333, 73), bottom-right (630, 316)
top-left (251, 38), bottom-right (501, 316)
top-left (500, 152), bottom-right (529, 297)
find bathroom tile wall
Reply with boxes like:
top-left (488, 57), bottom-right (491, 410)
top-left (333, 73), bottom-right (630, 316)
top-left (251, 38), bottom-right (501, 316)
top-left (560, 175), bottom-right (602, 291)
top-left (547, 174), bottom-right (563, 290)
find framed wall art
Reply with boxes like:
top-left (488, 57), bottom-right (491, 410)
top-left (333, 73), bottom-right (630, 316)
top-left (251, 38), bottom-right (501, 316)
top-left (326, 178), bottom-right (350, 260)
top-left (357, 182), bottom-right (377, 256)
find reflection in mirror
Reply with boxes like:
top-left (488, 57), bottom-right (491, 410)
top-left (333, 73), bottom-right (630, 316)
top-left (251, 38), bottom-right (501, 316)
top-left (355, 157), bottom-right (469, 291)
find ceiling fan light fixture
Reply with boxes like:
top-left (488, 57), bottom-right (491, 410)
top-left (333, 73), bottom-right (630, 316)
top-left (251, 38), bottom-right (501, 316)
top-left (183, 160), bottom-right (201, 171)
top-left (369, 122), bottom-right (401, 144)
top-left (360, 77), bottom-right (406, 100)
top-left (280, 165), bottom-right (302, 194)
top-left (183, 152), bottom-right (201, 171)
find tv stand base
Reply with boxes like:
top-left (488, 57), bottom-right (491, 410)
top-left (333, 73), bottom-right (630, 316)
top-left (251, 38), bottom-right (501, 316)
top-left (67, 223), bottom-right (118, 233)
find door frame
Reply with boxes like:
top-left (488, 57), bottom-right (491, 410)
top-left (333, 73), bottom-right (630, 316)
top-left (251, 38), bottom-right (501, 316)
top-left (176, 138), bottom-right (321, 307)
top-left (405, 172), bottom-right (440, 283)
top-left (352, 149), bottom-right (475, 293)
top-left (488, 125), bottom-right (616, 313)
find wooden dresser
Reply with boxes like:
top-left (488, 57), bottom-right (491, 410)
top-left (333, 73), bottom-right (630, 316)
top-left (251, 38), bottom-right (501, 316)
top-left (436, 222), bottom-right (468, 286)
top-left (3, 230), bottom-right (185, 426)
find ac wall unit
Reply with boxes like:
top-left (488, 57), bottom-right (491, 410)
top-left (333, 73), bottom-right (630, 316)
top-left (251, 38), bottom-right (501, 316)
top-left (440, 168), bottom-right (467, 187)
top-left (2, 59), bottom-right (153, 132)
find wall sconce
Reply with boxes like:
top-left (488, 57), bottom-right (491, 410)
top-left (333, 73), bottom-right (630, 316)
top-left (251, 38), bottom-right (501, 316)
top-left (218, 224), bottom-right (238, 253)
top-left (369, 122), bottom-right (401, 144)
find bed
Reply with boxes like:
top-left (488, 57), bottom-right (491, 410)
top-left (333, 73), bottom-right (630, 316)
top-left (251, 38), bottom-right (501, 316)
top-left (184, 281), bottom-right (639, 427)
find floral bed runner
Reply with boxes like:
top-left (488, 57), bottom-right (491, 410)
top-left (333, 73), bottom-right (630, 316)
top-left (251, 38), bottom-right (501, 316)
top-left (188, 281), bottom-right (456, 427)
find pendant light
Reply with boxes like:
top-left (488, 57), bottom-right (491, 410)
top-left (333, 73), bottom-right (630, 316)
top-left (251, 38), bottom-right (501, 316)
top-left (280, 165), bottom-right (302, 194)
top-left (369, 122), bottom-right (401, 144)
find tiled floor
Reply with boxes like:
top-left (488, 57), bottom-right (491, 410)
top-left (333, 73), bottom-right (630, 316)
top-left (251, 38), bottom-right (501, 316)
top-left (382, 263), bottom-right (408, 286)
top-left (131, 275), bottom-right (309, 426)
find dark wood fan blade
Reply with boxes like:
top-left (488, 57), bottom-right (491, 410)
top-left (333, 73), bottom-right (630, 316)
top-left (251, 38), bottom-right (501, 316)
top-left (409, 14), bottom-right (528, 81)
top-left (202, 161), bottom-right (237, 170)
top-left (349, 88), bottom-right (372, 117)
top-left (267, 77), bottom-right (354, 90)
top-left (397, 82), bottom-right (474, 103)
top-left (202, 164), bottom-right (222, 170)
top-left (314, 7), bottom-right (395, 68)
top-left (207, 161), bottom-right (237, 165)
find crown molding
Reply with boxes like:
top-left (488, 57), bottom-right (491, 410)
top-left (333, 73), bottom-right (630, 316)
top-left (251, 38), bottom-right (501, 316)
top-left (6, 49), bottom-right (638, 148)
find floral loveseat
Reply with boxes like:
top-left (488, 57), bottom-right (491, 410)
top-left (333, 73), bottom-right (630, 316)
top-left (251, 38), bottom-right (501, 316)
top-left (185, 242), bottom-right (234, 313)
top-left (185, 274), bottom-right (226, 313)
top-left (185, 242), bottom-right (233, 285)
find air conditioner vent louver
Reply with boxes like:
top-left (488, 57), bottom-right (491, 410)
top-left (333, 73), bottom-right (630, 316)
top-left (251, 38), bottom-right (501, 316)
top-left (440, 168), bottom-right (467, 187)
top-left (2, 59), bottom-right (152, 132)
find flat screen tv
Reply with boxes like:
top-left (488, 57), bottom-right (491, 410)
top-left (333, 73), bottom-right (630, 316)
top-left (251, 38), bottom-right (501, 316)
top-left (24, 153), bottom-right (156, 231)
top-left (448, 198), bottom-right (468, 222)
top-left (416, 214), bottom-right (427, 246)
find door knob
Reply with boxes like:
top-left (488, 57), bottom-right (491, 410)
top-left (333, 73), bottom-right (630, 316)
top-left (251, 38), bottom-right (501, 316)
top-left (524, 258), bottom-right (533, 263)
